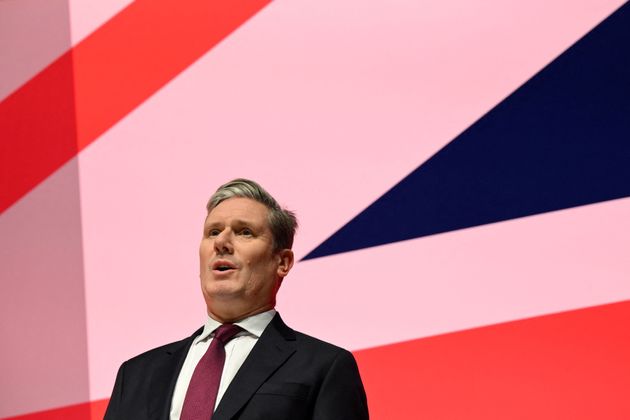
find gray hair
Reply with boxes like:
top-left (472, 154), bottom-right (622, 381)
top-left (206, 178), bottom-right (298, 251)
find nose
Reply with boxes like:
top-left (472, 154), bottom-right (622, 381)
top-left (213, 228), bottom-right (234, 255)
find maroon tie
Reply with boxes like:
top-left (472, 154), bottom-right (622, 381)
top-left (181, 324), bottom-right (243, 420)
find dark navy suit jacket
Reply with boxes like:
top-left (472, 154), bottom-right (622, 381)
top-left (104, 313), bottom-right (369, 419)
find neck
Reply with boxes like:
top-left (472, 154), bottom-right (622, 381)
top-left (207, 301), bottom-right (275, 323)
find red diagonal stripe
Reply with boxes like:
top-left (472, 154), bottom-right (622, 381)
top-left (0, 0), bottom-right (271, 213)
top-left (12, 302), bottom-right (630, 419)
top-left (355, 301), bottom-right (630, 419)
top-left (3, 399), bottom-right (107, 420)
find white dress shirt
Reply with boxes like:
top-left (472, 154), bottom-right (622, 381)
top-left (169, 309), bottom-right (276, 420)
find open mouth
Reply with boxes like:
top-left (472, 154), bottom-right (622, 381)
top-left (212, 260), bottom-right (237, 272)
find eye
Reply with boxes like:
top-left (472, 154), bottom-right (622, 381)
top-left (239, 228), bottom-right (253, 236)
top-left (207, 228), bottom-right (221, 237)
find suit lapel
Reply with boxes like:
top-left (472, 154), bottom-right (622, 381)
top-left (148, 328), bottom-right (203, 420)
top-left (212, 314), bottom-right (297, 420)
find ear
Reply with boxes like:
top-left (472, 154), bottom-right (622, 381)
top-left (276, 249), bottom-right (294, 278)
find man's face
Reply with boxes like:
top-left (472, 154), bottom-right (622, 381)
top-left (199, 197), bottom-right (292, 320)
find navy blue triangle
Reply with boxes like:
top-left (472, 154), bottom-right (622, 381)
top-left (304, 3), bottom-right (630, 261)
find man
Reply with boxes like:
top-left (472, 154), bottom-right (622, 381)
top-left (104, 179), bottom-right (369, 419)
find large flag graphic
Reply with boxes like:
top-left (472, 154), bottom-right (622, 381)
top-left (1, 0), bottom-right (628, 418)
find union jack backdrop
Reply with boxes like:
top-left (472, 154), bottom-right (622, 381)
top-left (1, 1), bottom-right (629, 419)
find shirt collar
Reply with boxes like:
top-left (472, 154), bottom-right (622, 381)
top-left (194, 309), bottom-right (276, 345)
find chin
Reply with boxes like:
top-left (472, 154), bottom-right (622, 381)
top-left (203, 282), bottom-right (243, 300)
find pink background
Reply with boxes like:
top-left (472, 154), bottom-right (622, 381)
top-left (1, 0), bottom-right (628, 418)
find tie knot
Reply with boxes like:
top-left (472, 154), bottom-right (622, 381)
top-left (213, 324), bottom-right (242, 345)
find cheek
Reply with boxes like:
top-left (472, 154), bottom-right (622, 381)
top-left (199, 253), bottom-right (207, 274)
top-left (198, 243), bottom-right (206, 262)
top-left (243, 259), bottom-right (268, 282)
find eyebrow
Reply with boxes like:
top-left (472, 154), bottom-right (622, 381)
top-left (204, 218), bottom-right (261, 229)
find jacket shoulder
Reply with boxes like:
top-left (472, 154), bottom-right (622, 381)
top-left (293, 330), bottom-right (347, 353)
top-left (121, 327), bottom-right (202, 368)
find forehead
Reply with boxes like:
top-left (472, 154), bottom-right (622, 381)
top-left (205, 197), bottom-right (270, 226)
